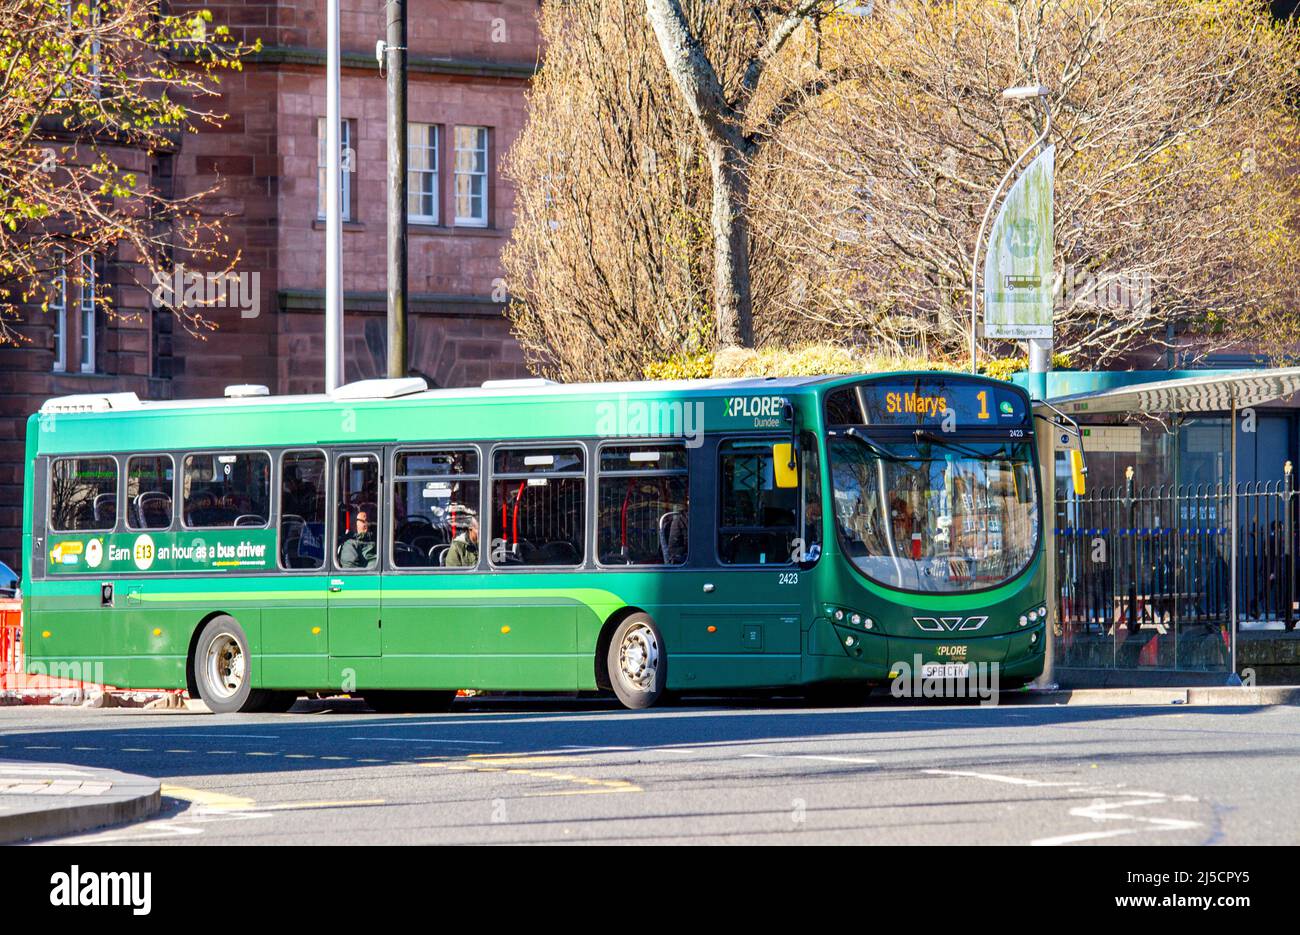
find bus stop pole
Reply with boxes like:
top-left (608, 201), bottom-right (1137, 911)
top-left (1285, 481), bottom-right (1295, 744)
top-left (1034, 412), bottom-right (1058, 689)
top-left (1230, 396), bottom-right (1238, 678)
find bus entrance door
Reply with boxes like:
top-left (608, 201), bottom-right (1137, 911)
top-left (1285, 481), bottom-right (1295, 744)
top-left (328, 453), bottom-right (383, 672)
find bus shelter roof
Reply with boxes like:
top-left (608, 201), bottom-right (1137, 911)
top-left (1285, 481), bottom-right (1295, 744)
top-left (1049, 367), bottom-right (1300, 416)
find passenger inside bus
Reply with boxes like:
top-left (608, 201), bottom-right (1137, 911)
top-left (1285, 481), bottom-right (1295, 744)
top-left (444, 515), bottom-right (479, 567)
top-left (339, 509), bottom-right (377, 568)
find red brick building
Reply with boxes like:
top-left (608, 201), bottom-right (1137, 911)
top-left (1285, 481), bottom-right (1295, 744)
top-left (0, 0), bottom-right (537, 570)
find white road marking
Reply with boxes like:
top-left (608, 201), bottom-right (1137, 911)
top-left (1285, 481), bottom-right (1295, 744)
top-left (744, 754), bottom-right (877, 765)
top-left (1032, 797), bottom-right (1202, 846)
top-left (921, 767), bottom-right (1203, 846)
top-left (924, 769), bottom-right (1071, 787)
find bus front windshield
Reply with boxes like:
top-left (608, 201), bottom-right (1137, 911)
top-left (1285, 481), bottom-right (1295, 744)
top-left (829, 435), bottom-right (1039, 593)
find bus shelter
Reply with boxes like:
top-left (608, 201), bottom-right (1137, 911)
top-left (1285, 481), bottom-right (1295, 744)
top-left (1034, 367), bottom-right (1300, 685)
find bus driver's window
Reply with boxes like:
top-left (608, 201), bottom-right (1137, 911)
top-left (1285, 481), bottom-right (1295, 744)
top-left (337, 454), bottom-right (380, 569)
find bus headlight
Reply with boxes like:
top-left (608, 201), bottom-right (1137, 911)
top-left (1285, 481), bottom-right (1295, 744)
top-left (1019, 615), bottom-right (1028, 627)
top-left (833, 609), bottom-right (845, 621)
top-left (850, 613), bottom-right (862, 626)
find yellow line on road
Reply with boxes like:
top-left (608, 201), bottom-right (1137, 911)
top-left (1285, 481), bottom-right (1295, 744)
top-left (420, 757), bottom-right (642, 795)
top-left (259, 799), bottom-right (386, 811)
top-left (161, 784), bottom-right (256, 811)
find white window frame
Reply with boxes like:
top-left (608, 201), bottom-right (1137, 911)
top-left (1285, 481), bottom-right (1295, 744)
top-left (79, 254), bottom-right (96, 374)
top-left (317, 117), bottom-right (353, 222)
top-left (453, 126), bottom-right (489, 228)
top-left (51, 250), bottom-right (67, 372)
top-left (407, 123), bottom-right (440, 225)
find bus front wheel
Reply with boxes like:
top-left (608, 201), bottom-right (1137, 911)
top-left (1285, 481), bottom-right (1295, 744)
top-left (192, 615), bottom-right (272, 714)
top-left (607, 614), bottom-right (666, 710)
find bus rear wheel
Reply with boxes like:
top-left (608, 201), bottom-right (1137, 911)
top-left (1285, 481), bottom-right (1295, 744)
top-left (607, 614), bottom-right (666, 709)
top-left (193, 615), bottom-right (272, 714)
top-left (364, 691), bottom-right (456, 713)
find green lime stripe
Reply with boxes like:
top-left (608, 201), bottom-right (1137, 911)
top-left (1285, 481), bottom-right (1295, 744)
top-left (137, 587), bottom-right (626, 619)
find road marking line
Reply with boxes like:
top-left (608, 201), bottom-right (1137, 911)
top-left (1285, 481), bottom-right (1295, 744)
top-left (259, 799), bottom-right (385, 811)
top-left (923, 769), bottom-right (1070, 787)
top-left (525, 786), bottom-right (641, 797)
top-left (1032, 797), bottom-right (1202, 846)
top-left (743, 754), bottom-right (877, 765)
top-left (161, 784), bottom-right (256, 811)
top-left (167, 733), bottom-right (280, 739)
top-left (466, 755), bottom-right (589, 765)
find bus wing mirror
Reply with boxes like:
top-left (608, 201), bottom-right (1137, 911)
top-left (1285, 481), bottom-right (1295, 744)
top-left (1070, 449), bottom-right (1087, 496)
top-left (772, 443), bottom-right (798, 489)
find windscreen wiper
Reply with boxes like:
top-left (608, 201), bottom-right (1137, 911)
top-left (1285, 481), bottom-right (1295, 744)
top-left (912, 430), bottom-right (1000, 461)
top-left (839, 426), bottom-right (908, 462)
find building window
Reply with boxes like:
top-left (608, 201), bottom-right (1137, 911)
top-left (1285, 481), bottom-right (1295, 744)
top-left (317, 117), bottom-right (353, 221)
top-left (51, 250), bottom-right (66, 372)
top-left (408, 123), bottom-right (440, 224)
top-left (454, 125), bottom-right (489, 227)
top-left (79, 254), bottom-right (96, 374)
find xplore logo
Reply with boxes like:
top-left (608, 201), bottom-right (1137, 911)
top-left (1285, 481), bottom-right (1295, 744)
top-left (49, 865), bottom-right (152, 916)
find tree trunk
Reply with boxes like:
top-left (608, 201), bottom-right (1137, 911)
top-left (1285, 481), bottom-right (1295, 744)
top-left (707, 137), bottom-right (754, 347)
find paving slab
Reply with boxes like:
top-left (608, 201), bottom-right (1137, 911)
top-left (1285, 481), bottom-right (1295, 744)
top-left (0, 760), bottom-right (160, 844)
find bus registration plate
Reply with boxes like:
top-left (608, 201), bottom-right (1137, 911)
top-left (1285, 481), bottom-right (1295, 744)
top-left (920, 663), bottom-right (970, 679)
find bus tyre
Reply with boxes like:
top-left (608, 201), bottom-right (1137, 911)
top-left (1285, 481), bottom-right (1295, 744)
top-left (193, 616), bottom-right (269, 714)
top-left (608, 614), bottom-right (666, 710)
top-left (364, 690), bottom-right (455, 713)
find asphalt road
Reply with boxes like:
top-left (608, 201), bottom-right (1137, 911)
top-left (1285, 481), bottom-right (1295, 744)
top-left (1, 696), bottom-right (1297, 845)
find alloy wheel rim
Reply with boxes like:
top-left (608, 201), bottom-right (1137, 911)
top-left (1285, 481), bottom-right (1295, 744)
top-left (205, 633), bottom-right (244, 700)
top-left (618, 623), bottom-right (659, 691)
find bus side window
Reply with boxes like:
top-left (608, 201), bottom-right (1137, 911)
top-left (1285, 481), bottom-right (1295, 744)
top-left (336, 453), bottom-right (380, 570)
top-left (126, 455), bottom-right (174, 530)
top-left (717, 441), bottom-right (797, 566)
top-left (392, 449), bottom-right (480, 569)
top-left (50, 456), bottom-right (118, 532)
top-left (491, 446), bottom-right (585, 567)
top-left (280, 451), bottom-right (326, 570)
top-left (182, 452), bottom-right (271, 528)
top-left (597, 444), bottom-right (689, 566)
top-left (800, 435), bottom-right (822, 564)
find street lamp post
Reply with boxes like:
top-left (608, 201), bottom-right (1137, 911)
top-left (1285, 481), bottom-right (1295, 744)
top-left (969, 84), bottom-right (1052, 375)
top-left (324, 0), bottom-right (344, 392)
